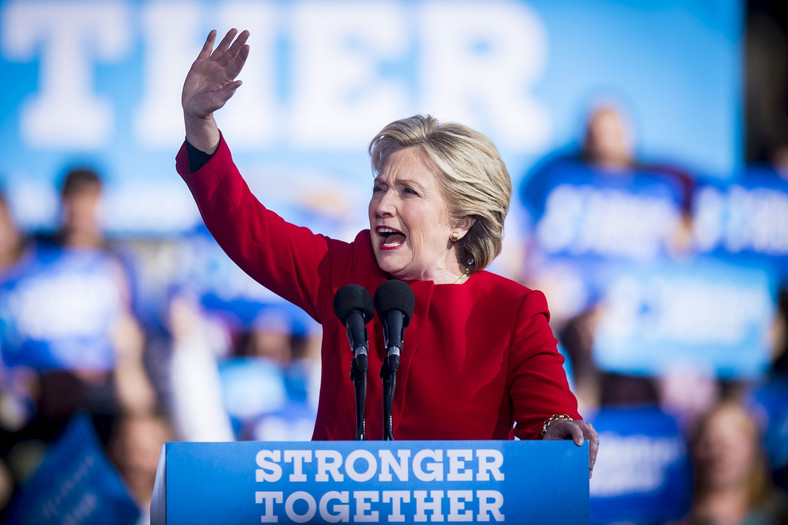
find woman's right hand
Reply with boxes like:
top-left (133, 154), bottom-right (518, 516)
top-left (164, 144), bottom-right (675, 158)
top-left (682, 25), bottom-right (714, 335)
top-left (182, 28), bottom-right (250, 153)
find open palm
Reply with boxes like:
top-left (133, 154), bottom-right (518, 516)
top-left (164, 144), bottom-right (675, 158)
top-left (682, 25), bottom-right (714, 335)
top-left (182, 28), bottom-right (250, 120)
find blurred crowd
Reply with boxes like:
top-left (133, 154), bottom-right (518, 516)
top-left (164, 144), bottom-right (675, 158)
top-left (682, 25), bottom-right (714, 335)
top-left (515, 98), bottom-right (788, 524)
top-left (0, 166), bottom-right (323, 522)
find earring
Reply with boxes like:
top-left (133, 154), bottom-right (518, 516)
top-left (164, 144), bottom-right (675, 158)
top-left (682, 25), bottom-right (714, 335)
top-left (450, 231), bottom-right (460, 243)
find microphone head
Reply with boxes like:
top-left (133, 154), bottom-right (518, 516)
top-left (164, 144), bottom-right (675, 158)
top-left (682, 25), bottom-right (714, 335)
top-left (333, 284), bottom-right (374, 325)
top-left (374, 279), bottom-right (415, 326)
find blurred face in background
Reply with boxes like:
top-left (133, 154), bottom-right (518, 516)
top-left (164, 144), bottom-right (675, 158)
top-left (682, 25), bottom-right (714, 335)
top-left (583, 106), bottom-right (634, 170)
top-left (0, 197), bottom-right (22, 266)
top-left (109, 414), bottom-right (171, 507)
top-left (61, 184), bottom-right (103, 248)
top-left (693, 403), bottom-right (759, 491)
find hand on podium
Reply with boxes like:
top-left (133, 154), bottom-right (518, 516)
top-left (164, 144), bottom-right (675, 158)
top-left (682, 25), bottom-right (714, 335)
top-left (542, 418), bottom-right (599, 477)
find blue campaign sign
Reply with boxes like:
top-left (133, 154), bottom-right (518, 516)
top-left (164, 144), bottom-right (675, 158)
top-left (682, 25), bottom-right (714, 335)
top-left (592, 256), bottom-right (776, 379)
top-left (521, 158), bottom-right (686, 262)
top-left (748, 376), bottom-right (788, 476)
top-left (174, 227), bottom-right (320, 333)
top-left (0, 0), bottom-right (740, 236)
top-left (0, 245), bottom-right (123, 372)
top-left (152, 440), bottom-right (589, 524)
top-left (518, 158), bottom-right (688, 318)
top-left (5, 414), bottom-right (141, 524)
top-left (588, 406), bottom-right (691, 524)
top-left (693, 167), bottom-right (788, 278)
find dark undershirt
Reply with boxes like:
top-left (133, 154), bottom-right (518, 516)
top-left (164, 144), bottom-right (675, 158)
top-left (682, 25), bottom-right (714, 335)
top-left (184, 139), bottom-right (214, 173)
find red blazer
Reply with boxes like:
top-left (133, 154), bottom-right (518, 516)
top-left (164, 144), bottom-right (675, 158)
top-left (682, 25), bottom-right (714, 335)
top-left (176, 136), bottom-right (581, 441)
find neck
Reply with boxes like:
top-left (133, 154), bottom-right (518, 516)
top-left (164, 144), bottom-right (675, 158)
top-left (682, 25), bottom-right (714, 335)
top-left (694, 488), bottom-right (749, 524)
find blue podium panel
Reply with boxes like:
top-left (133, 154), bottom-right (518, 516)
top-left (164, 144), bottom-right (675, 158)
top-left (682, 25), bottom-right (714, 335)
top-left (152, 440), bottom-right (588, 524)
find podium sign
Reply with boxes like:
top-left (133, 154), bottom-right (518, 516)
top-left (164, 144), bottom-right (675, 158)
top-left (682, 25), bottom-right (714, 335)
top-left (151, 440), bottom-right (588, 524)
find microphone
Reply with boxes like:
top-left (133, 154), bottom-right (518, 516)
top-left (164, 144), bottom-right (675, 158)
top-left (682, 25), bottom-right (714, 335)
top-left (333, 284), bottom-right (374, 360)
top-left (333, 284), bottom-right (374, 441)
top-left (374, 279), bottom-right (415, 440)
top-left (374, 279), bottom-right (415, 368)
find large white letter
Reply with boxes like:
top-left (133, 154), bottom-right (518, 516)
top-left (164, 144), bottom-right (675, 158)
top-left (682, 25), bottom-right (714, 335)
top-left (217, 1), bottom-right (278, 148)
top-left (134, 1), bottom-right (202, 148)
top-left (447, 490), bottom-right (473, 522)
top-left (413, 449), bottom-right (443, 482)
top-left (353, 491), bottom-right (379, 523)
top-left (475, 449), bottom-right (503, 481)
top-left (256, 450), bottom-right (282, 482)
top-left (255, 491), bottom-right (283, 523)
top-left (447, 449), bottom-right (473, 481)
top-left (289, 1), bottom-right (408, 148)
top-left (419, 1), bottom-right (551, 151)
top-left (315, 449), bottom-right (344, 482)
top-left (285, 492), bottom-right (317, 523)
top-left (2, 0), bottom-right (131, 148)
top-left (382, 491), bottom-right (410, 523)
top-left (284, 450), bottom-right (312, 482)
top-left (345, 449), bottom-right (377, 482)
top-left (378, 449), bottom-right (410, 482)
top-left (476, 490), bottom-right (504, 522)
top-left (319, 491), bottom-right (349, 523)
top-left (413, 490), bottom-right (444, 522)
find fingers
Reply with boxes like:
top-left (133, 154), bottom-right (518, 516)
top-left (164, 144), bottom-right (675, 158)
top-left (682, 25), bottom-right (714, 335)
top-left (215, 80), bottom-right (244, 107)
top-left (211, 28), bottom-right (239, 59)
top-left (542, 419), bottom-right (583, 443)
top-left (197, 30), bottom-right (217, 60)
top-left (584, 423), bottom-right (599, 478)
top-left (225, 43), bottom-right (250, 80)
top-left (225, 30), bottom-right (250, 61)
top-left (540, 420), bottom-right (600, 478)
top-left (569, 422), bottom-right (584, 446)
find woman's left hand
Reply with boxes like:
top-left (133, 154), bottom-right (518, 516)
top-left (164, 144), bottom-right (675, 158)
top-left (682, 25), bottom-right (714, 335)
top-left (542, 419), bottom-right (599, 478)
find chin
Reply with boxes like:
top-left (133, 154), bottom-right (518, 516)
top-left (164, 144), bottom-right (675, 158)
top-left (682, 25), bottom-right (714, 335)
top-left (374, 256), bottom-right (404, 278)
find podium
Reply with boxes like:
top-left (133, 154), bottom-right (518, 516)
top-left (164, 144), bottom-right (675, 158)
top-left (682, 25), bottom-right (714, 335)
top-left (151, 440), bottom-right (589, 524)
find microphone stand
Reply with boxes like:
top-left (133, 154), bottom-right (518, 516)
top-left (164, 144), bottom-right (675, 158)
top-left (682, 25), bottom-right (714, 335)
top-left (381, 349), bottom-right (400, 441)
top-left (350, 350), bottom-right (368, 441)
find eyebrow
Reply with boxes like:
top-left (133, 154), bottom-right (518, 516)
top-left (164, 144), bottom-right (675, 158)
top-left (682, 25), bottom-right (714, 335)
top-left (373, 175), bottom-right (427, 192)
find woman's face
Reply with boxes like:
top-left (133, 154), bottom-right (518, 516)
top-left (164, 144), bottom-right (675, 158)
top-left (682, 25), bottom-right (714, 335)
top-left (694, 405), bottom-right (758, 490)
top-left (368, 146), bottom-right (463, 283)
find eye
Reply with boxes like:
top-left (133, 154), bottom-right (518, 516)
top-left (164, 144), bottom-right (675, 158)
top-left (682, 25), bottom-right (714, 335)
top-left (372, 184), bottom-right (385, 194)
top-left (403, 186), bottom-right (420, 197)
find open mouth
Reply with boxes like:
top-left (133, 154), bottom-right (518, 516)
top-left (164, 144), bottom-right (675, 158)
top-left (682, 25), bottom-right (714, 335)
top-left (376, 226), bottom-right (406, 249)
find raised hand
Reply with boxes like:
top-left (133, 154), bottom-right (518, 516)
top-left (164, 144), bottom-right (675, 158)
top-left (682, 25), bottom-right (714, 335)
top-left (182, 28), bottom-right (250, 153)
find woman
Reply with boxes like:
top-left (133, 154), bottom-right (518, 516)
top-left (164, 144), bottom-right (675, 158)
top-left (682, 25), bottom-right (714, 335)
top-left (682, 400), bottom-right (788, 525)
top-left (178, 29), bottom-right (598, 468)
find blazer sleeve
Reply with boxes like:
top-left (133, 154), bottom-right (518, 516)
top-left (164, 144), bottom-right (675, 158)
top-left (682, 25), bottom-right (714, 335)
top-left (175, 134), bottom-right (338, 322)
top-left (508, 289), bottom-right (582, 440)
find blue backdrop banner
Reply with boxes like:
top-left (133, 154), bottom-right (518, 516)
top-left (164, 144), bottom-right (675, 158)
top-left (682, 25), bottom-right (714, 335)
top-left (0, 0), bottom-right (741, 236)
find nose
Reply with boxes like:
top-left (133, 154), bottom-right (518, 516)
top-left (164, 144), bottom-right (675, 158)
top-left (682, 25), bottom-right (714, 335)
top-left (371, 188), bottom-right (395, 218)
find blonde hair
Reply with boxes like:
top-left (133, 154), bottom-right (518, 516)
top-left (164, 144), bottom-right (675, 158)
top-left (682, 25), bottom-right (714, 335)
top-left (692, 400), bottom-right (774, 511)
top-left (368, 115), bottom-right (511, 273)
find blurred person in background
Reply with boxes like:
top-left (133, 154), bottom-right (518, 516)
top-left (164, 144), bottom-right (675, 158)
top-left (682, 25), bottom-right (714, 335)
top-left (681, 399), bottom-right (788, 525)
top-left (0, 189), bottom-right (32, 518)
top-left (519, 100), bottom-right (696, 413)
top-left (216, 311), bottom-right (292, 441)
top-left (165, 290), bottom-right (235, 443)
top-left (107, 411), bottom-right (173, 524)
top-left (0, 166), bottom-right (157, 511)
top-left (214, 307), bottom-right (320, 442)
top-left (0, 190), bottom-right (28, 274)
